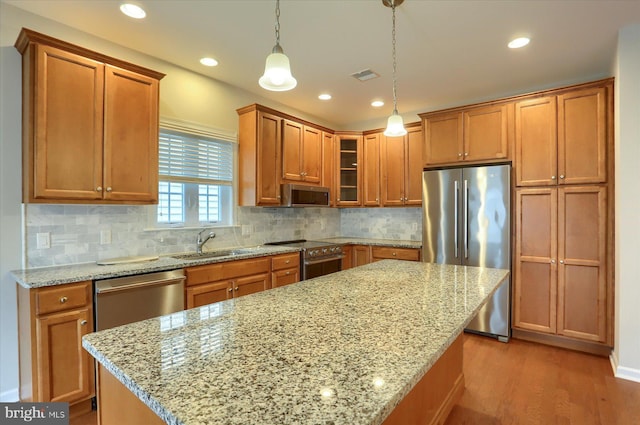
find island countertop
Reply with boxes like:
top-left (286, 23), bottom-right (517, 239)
top-left (83, 260), bottom-right (509, 425)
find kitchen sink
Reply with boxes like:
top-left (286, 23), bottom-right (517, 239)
top-left (170, 248), bottom-right (256, 261)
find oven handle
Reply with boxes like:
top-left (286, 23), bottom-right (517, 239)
top-left (95, 276), bottom-right (185, 294)
top-left (303, 255), bottom-right (345, 266)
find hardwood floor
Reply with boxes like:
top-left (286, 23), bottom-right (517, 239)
top-left (445, 334), bottom-right (640, 425)
top-left (72, 334), bottom-right (640, 425)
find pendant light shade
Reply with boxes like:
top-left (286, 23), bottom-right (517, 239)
top-left (383, 0), bottom-right (407, 137)
top-left (259, 0), bottom-right (297, 92)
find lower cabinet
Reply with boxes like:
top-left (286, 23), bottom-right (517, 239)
top-left (344, 244), bottom-right (421, 268)
top-left (353, 245), bottom-right (371, 267)
top-left (271, 253), bottom-right (301, 288)
top-left (185, 257), bottom-right (271, 309)
top-left (17, 281), bottom-right (95, 410)
top-left (513, 186), bottom-right (608, 344)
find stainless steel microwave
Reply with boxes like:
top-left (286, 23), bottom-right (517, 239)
top-left (281, 184), bottom-right (330, 207)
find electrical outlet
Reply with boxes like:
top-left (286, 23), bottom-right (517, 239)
top-left (411, 222), bottom-right (418, 232)
top-left (100, 229), bottom-right (112, 245)
top-left (36, 232), bottom-right (50, 249)
top-left (241, 225), bottom-right (251, 236)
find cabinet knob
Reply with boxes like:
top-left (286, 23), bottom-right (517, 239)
top-left (550, 259), bottom-right (556, 264)
top-left (464, 152), bottom-right (469, 156)
top-left (96, 186), bottom-right (103, 192)
top-left (392, 252), bottom-right (397, 256)
top-left (285, 271), bottom-right (290, 275)
top-left (285, 260), bottom-right (290, 264)
top-left (559, 175), bottom-right (565, 179)
top-left (80, 320), bottom-right (87, 326)
top-left (234, 287), bottom-right (239, 291)
top-left (106, 187), bottom-right (113, 192)
top-left (59, 296), bottom-right (68, 304)
top-left (228, 287), bottom-right (233, 292)
top-left (458, 153), bottom-right (463, 157)
top-left (560, 260), bottom-right (564, 264)
top-left (551, 176), bottom-right (556, 180)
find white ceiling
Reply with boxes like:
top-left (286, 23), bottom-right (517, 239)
top-left (4, 0), bottom-right (640, 128)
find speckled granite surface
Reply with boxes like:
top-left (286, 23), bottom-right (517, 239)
top-left (12, 246), bottom-right (298, 289)
top-left (321, 237), bottom-right (422, 249)
top-left (83, 261), bottom-right (508, 425)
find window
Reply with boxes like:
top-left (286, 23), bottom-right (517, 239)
top-left (157, 127), bottom-right (235, 227)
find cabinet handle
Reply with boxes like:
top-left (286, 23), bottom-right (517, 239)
top-left (106, 187), bottom-right (113, 192)
top-left (80, 320), bottom-right (87, 326)
top-left (559, 175), bottom-right (565, 180)
top-left (59, 296), bottom-right (68, 304)
top-left (96, 186), bottom-right (103, 192)
top-left (551, 176), bottom-right (556, 180)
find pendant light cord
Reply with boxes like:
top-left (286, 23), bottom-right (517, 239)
top-left (391, 0), bottom-right (399, 114)
top-left (275, 0), bottom-right (281, 47)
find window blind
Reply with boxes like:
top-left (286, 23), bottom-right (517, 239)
top-left (159, 130), bottom-right (233, 185)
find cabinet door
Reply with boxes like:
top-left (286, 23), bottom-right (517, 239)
top-left (233, 273), bottom-right (270, 298)
top-left (342, 245), bottom-right (353, 270)
top-left (404, 126), bottom-right (423, 205)
top-left (352, 245), bottom-right (371, 267)
top-left (336, 135), bottom-right (362, 206)
top-left (322, 132), bottom-right (335, 205)
top-left (514, 188), bottom-right (557, 334)
top-left (282, 120), bottom-right (304, 182)
top-left (423, 112), bottom-right (463, 165)
top-left (557, 87), bottom-right (607, 185)
top-left (363, 133), bottom-right (381, 206)
top-left (381, 134), bottom-right (404, 206)
top-left (186, 281), bottom-right (231, 309)
top-left (515, 96), bottom-right (557, 186)
top-left (463, 104), bottom-right (508, 162)
top-left (32, 44), bottom-right (104, 201)
top-left (36, 307), bottom-right (95, 403)
top-left (302, 126), bottom-right (322, 184)
top-left (256, 111), bottom-right (282, 205)
top-left (104, 65), bottom-right (159, 202)
top-left (557, 186), bottom-right (607, 342)
top-left (272, 268), bottom-right (300, 288)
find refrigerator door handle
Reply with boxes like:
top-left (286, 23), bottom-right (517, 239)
top-left (454, 180), bottom-right (459, 258)
top-left (464, 179), bottom-right (469, 259)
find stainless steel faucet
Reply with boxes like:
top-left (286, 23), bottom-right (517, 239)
top-left (196, 229), bottom-right (216, 254)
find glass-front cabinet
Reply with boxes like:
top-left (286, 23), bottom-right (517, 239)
top-left (335, 134), bottom-right (362, 206)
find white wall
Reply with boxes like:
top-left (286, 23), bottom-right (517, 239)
top-left (612, 24), bottom-right (640, 383)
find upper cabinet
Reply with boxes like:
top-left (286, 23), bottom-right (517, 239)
top-left (322, 132), bottom-right (336, 206)
top-left (421, 103), bottom-right (508, 166)
top-left (362, 132), bottom-right (381, 207)
top-left (335, 133), bottom-right (363, 206)
top-left (515, 85), bottom-right (609, 187)
top-left (237, 104), bottom-right (332, 206)
top-left (380, 124), bottom-right (423, 206)
top-left (15, 28), bottom-right (164, 204)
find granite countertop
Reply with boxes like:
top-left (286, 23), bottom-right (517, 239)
top-left (11, 245), bottom-right (299, 289)
top-left (320, 237), bottom-right (422, 249)
top-left (83, 261), bottom-right (509, 425)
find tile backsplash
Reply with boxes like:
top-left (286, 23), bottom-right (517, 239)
top-left (24, 204), bottom-right (421, 268)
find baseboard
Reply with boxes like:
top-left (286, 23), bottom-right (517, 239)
top-left (610, 352), bottom-right (640, 383)
top-left (0, 387), bottom-right (19, 402)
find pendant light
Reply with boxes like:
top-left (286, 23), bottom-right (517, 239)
top-left (383, 0), bottom-right (407, 137)
top-left (259, 0), bottom-right (297, 91)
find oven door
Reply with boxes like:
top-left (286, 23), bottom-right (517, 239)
top-left (303, 255), bottom-right (343, 280)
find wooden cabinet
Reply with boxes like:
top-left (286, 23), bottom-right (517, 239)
top-left (371, 246), bottom-right (421, 262)
top-left (185, 257), bottom-right (271, 308)
top-left (15, 28), bottom-right (163, 204)
top-left (352, 245), bottom-right (371, 267)
top-left (514, 186), bottom-right (607, 343)
top-left (282, 121), bottom-right (322, 184)
top-left (363, 132), bottom-right (381, 206)
top-left (421, 103), bottom-right (508, 166)
top-left (381, 125), bottom-right (423, 206)
top-left (335, 134), bottom-right (363, 206)
top-left (322, 132), bottom-right (336, 205)
top-left (17, 281), bottom-right (95, 408)
top-left (515, 86), bottom-right (608, 187)
top-left (271, 253), bottom-right (301, 288)
top-left (342, 245), bottom-right (353, 270)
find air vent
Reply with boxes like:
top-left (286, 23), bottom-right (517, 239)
top-left (351, 69), bottom-right (380, 82)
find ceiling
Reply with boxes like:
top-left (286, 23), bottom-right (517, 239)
top-left (4, 0), bottom-right (640, 129)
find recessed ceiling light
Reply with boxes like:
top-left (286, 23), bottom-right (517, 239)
top-left (200, 57), bottom-right (218, 67)
top-left (371, 100), bottom-right (384, 107)
top-left (508, 37), bottom-right (530, 49)
top-left (120, 3), bottom-right (146, 19)
top-left (318, 94), bottom-right (332, 100)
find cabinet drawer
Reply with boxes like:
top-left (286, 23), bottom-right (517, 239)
top-left (272, 268), bottom-right (300, 288)
top-left (186, 257), bottom-right (271, 286)
top-left (371, 247), bottom-right (420, 262)
top-left (36, 281), bottom-right (92, 315)
top-left (272, 253), bottom-right (300, 271)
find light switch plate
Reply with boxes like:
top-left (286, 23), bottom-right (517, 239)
top-left (241, 225), bottom-right (251, 236)
top-left (100, 230), bottom-right (112, 245)
top-left (36, 232), bottom-right (50, 249)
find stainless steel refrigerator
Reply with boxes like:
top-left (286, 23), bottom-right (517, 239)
top-left (422, 164), bottom-right (511, 342)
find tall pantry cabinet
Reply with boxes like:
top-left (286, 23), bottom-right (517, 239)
top-left (512, 79), bottom-right (613, 352)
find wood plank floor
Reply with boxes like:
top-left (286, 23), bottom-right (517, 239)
top-left (72, 334), bottom-right (640, 425)
top-left (445, 334), bottom-right (640, 425)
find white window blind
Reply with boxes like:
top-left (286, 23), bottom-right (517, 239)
top-left (159, 130), bottom-right (233, 185)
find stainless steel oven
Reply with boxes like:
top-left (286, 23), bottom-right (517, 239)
top-left (265, 240), bottom-right (344, 280)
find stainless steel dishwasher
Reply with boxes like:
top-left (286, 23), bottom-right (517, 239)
top-left (94, 270), bottom-right (185, 331)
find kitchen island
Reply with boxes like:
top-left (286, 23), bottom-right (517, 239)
top-left (83, 260), bottom-right (509, 425)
